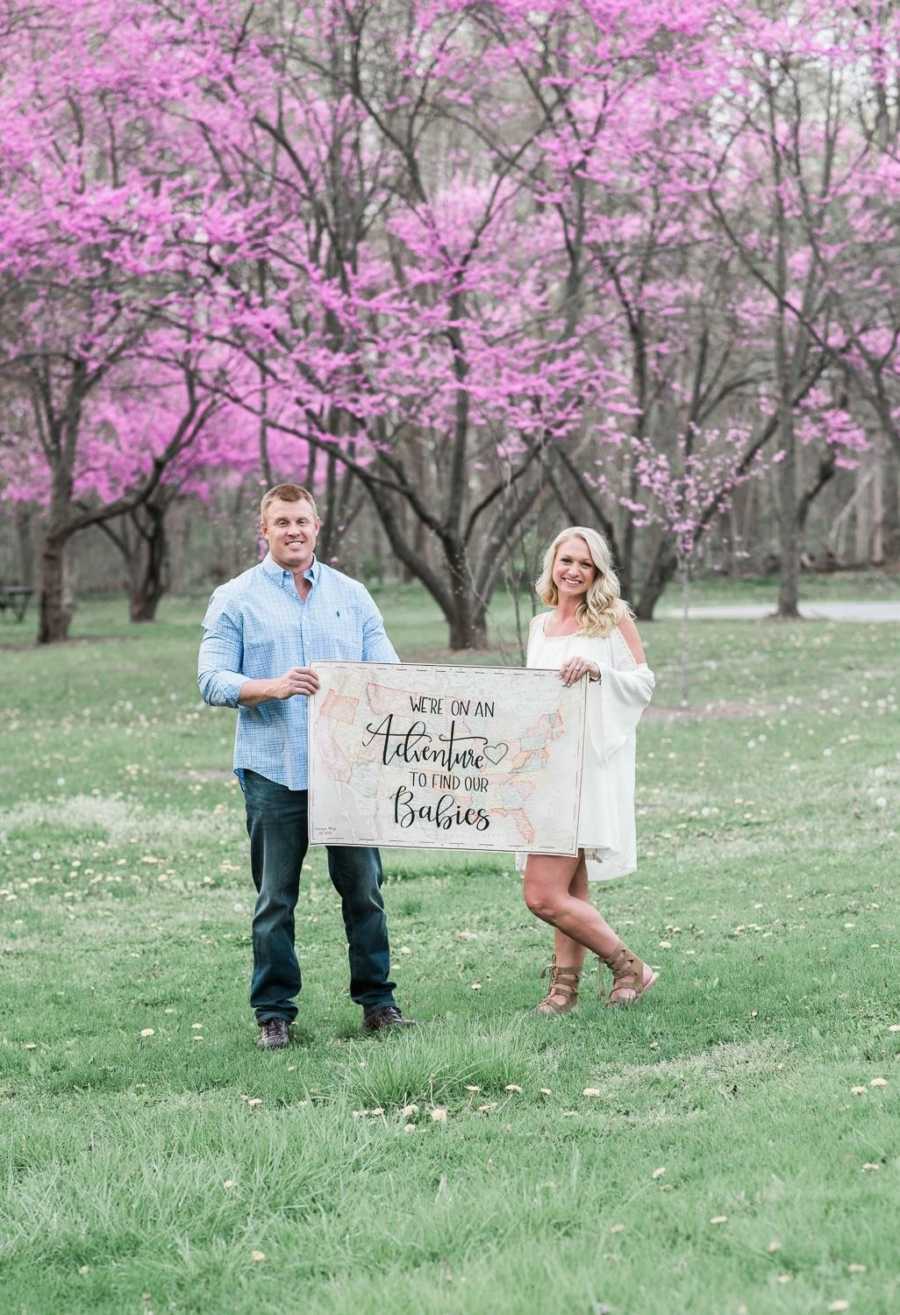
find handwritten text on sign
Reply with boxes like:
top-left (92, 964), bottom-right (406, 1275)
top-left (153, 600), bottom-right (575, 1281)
top-left (308, 663), bottom-right (586, 853)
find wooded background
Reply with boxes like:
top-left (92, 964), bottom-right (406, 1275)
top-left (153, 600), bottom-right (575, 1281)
top-left (1, 1), bottom-right (898, 645)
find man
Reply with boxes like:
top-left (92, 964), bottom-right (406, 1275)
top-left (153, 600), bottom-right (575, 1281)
top-left (198, 482), bottom-right (414, 1049)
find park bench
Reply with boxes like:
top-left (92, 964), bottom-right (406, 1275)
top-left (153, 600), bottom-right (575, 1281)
top-left (0, 584), bottom-right (33, 622)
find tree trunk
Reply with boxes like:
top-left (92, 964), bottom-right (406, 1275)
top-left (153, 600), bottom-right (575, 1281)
top-left (129, 580), bottom-right (164, 623)
top-left (37, 404), bottom-right (80, 644)
top-left (446, 539), bottom-right (487, 649)
top-left (400, 501), bottom-right (427, 585)
top-left (128, 506), bottom-right (169, 622)
top-left (369, 516), bottom-right (384, 588)
top-left (870, 452), bottom-right (883, 564)
top-left (397, 448), bottom-right (429, 585)
top-left (14, 504), bottom-right (35, 588)
top-left (766, 66), bottom-right (809, 620)
top-left (854, 454), bottom-right (873, 564)
top-left (38, 530), bottom-right (75, 643)
top-left (881, 441), bottom-right (900, 565)
top-left (634, 540), bottom-right (678, 621)
top-left (318, 451), bottom-right (339, 563)
top-left (678, 554), bottom-right (691, 706)
top-left (447, 604), bottom-right (488, 650)
top-left (775, 399), bottom-right (801, 617)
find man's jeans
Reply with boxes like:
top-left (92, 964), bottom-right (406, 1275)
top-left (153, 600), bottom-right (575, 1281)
top-left (241, 769), bottom-right (396, 1022)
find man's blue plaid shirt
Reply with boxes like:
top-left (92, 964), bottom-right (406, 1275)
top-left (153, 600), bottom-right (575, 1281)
top-left (198, 553), bottom-right (398, 790)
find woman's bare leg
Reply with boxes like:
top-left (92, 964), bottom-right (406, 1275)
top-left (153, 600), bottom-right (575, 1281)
top-left (553, 854), bottom-right (589, 971)
top-left (526, 852), bottom-right (652, 1004)
top-left (525, 854), bottom-right (655, 1005)
top-left (524, 853), bottom-right (624, 959)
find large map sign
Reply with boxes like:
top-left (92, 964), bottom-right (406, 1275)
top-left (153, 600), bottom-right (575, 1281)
top-left (308, 662), bottom-right (586, 854)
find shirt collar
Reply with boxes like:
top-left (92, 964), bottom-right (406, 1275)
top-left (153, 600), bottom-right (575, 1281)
top-left (261, 551), bottom-right (321, 588)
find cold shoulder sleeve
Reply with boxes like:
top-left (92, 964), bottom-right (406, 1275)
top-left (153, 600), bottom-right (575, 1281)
top-left (586, 627), bottom-right (655, 763)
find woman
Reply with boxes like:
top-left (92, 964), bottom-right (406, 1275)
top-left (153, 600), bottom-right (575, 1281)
top-left (518, 527), bottom-right (656, 1014)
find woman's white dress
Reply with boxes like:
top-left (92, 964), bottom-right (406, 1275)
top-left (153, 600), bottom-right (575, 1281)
top-left (516, 610), bottom-right (656, 882)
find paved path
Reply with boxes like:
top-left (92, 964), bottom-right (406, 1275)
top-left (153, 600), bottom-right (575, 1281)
top-left (656, 600), bottom-right (900, 622)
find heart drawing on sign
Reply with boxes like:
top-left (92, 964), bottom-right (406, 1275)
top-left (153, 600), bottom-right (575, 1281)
top-left (483, 741), bottom-right (509, 766)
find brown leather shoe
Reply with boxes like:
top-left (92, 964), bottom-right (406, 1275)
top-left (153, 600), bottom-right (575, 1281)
top-left (361, 1005), bottom-right (416, 1034)
top-left (257, 1018), bottom-right (290, 1049)
top-left (535, 956), bottom-right (581, 1016)
top-left (599, 945), bottom-right (658, 1007)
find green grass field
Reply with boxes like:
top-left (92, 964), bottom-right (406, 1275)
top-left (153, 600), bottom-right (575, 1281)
top-left (1, 587), bottom-right (898, 1315)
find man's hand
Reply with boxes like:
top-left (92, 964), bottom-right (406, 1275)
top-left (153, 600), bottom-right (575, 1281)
top-left (269, 667), bottom-right (320, 700)
top-left (238, 667), bottom-right (320, 706)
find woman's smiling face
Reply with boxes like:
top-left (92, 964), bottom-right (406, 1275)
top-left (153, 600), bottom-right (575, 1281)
top-left (552, 536), bottom-right (597, 600)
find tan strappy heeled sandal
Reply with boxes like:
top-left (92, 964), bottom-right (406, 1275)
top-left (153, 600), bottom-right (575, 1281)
top-left (599, 945), bottom-right (657, 1007)
top-left (535, 957), bottom-right (581, 1016)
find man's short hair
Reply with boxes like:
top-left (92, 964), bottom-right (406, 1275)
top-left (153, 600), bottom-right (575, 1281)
top-left (259, 483), bottom-right (318, 524)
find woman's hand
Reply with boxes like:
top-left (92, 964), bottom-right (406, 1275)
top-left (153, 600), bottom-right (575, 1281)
top-left (559, 657), bottom-right (600, 686)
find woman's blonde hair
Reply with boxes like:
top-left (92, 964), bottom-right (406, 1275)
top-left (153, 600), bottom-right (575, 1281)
top-left (535, 526), bottom-right (628, 636)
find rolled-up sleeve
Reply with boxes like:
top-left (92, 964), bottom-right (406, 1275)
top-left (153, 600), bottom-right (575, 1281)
top-left (198, 593), bottom-right (246, 707)
top-left (360, 589), bottom-right (399, 664)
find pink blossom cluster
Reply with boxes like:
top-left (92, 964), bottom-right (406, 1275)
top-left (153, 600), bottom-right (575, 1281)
top-left (0, 0), bottom-right (896, 577)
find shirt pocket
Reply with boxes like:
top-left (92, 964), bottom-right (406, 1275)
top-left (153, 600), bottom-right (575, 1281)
top-left (242, 637), bottom-right (278, 677)
top-left (243, 625), bottom-right (302, 675)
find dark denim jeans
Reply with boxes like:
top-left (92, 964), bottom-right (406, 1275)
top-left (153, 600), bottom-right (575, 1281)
top-left (241, 769), bottom-right (396, 1022)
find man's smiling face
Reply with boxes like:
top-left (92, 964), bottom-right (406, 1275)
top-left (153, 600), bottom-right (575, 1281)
top-left (260, 497), bottom-right (320, 573)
